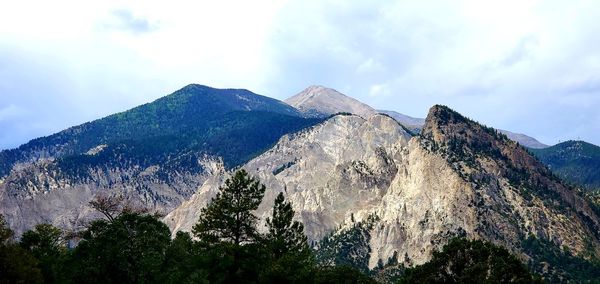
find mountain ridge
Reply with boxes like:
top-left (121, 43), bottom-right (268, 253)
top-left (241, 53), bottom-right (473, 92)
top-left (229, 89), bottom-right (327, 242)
top-left (2, 84), bottom-right (599, 281)
top-left (285, 86), bottom-right (549, 149)
top-left (0, 84), bottom-right (322, 235)
top-left (531, 140), bottom-right (600, 190)
top-left (166, 104), bottom-right (600, 278)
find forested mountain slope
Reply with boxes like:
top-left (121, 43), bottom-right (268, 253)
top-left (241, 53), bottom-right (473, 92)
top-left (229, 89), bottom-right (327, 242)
top-left (0, 84), bottom-right (321, 235)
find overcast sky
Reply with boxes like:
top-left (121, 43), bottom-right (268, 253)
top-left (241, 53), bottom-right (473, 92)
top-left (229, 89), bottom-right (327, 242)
top-left (1, 0), bottom-right (599, 149)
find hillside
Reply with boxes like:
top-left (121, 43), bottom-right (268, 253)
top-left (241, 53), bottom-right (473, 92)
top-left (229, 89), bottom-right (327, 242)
top-left (531, 140), bottom-right (600, 190)
top-left (0, 84), bottom-right (322, 235)
top-left (166, 105), bottom-right (600, 280)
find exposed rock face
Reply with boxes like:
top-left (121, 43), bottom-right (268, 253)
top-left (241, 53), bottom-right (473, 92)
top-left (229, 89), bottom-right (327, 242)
top-left (166, 106), bottom-right (600, 271)
top-left (0, 154), bottom-right (223, 235)
top-left (165, 114), bottom-right (411, 238)
top-left (285, 86), bottom-right (377, 118)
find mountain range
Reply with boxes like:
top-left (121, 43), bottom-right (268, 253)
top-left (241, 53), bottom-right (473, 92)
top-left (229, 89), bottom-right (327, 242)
top-left (286, 85), bottom-right (549, 149)
top-left (1, 83), bottom-right (599, 280)
top-left (0, 84), bottom-right (321, 234)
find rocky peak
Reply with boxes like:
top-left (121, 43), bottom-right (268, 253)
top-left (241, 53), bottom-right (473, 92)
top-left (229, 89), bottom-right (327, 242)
top-left (285, 86), bottom-right (376, 118)
top-left (420, 105), bottom-right (600, 255)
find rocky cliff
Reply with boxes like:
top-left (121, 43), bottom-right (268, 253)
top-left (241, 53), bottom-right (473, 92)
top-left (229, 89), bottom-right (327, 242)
top-left (166, 106), bottom-right (600, 272)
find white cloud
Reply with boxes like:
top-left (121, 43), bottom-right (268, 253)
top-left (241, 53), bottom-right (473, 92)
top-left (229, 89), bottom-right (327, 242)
top-left (0, 104), bottom-right (27, 121)
top-left (0, 0), bottom-right (600, 148)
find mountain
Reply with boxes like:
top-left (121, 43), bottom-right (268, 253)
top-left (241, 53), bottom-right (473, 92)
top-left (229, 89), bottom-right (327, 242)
top-left (166, 105), bottom-right (600, 279)
top-left (377, 111), bottom-right (549, 150)
top-left (376, 110), bottom-right (425, 134)
top-left (0, 84), bottom-right (322, 235)
top-left (285, 86), bottom-right (548, 150)
top-left (530, 140), bottom-right (600, 190)
top-left (285, 85), bottom-right (377, 118)
top-left (498, 130), bottom-right (548, 149)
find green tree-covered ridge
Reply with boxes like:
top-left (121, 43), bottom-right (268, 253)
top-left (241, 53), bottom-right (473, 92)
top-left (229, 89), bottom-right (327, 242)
top-left (0, 84), bottom-right (322, 180)
top-left (530, 140), bottom-right (600, 190)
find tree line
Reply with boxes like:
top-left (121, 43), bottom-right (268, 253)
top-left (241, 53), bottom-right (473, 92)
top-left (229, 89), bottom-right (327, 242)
top-left (1, 170), bottom-right (374, 283)
top-left (1, 169), bottom-right (540, 283)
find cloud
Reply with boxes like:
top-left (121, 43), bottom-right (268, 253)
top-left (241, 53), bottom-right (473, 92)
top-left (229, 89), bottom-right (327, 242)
top-left (103, 9), bottom-right (159, 34)
top-left (0, 0), bottom-right (600, 148)
top-left (501, 35), bottom-right (539, 67)
top-left (368, 84), bottom-right (390, 97)
top-left (262, 0), bottom-right (600, 145)
top-left (0, 104), bottom-right (27, 121)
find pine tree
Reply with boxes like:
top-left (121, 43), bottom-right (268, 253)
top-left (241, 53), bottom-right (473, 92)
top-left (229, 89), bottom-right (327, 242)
top-left (260, 192), bottom-right (314, 283)
top-left (192, 169), bottom-right (266, 246)
top-left (266, 192), bottom-right (309, 257)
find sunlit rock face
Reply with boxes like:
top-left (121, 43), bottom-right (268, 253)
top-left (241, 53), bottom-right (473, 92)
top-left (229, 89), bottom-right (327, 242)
top-left (166, 107), bottom-right (600, 269)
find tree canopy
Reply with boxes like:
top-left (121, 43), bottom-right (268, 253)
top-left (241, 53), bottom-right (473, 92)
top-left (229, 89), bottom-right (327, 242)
top-left (398, 238), bottom-right (541, 283)
top-left (0, 171), bottom-right (550, 283)
top-left (193, 169), bottom-right (265, 245)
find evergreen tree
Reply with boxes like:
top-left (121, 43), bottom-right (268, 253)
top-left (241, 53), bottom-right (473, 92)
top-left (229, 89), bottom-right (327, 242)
top-left (68, 212), bottom-right (171, 284)
top-left (20, 224), bottom-right (66, 283)
top-left (261, 192), bottom-right (314, 283)
top-left (0, 215), bottom-right (43, 284)
top-left (192, 169), bottom-right (266, 245)
top-left (398, 238), bottom-right (541, 283)
top-left (192, 169), bottom-right (266, 282)
top-left (266, 192), bottom-right (310, 257)
top-left (160, 231), bottom-right (209, 284)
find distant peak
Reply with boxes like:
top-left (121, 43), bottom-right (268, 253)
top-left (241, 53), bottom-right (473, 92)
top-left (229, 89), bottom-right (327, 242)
top-left (178, 83), bottom-right (213, 92)
top-left (305, 84), bottom-right (333, 90)
top-left (296, 85), bottom-right (344, 97)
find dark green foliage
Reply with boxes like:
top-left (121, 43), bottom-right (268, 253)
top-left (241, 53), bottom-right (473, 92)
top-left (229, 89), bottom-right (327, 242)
top-left (68, 213), bottom-right (172, 284)
top-left (272, 159), bottom-right (297, 175)
top-left (399, 238), bottom-right (541, 283)
top-left (20, 224), bottom-right (67, 283)
top-left (521, 235), bottom-right (600, 282)
top-left (314, 265), bottom-right (377, 284)
top-left (266, 192), bottom-right (310, 257)
top-left (0, 215), bottom-right (44, 284)
top-left (191, 170), bottom-right (268, 282)
top-left (261, 192), bottom-right (314, 283)
top-left (160, 231), bottom-right (209, 283)
top-left (531, 140), bottom-right (600, 190)
top-left (0, 215), bottom-right (12, 244)
top-left (0, 84), bottom-right (322, 180)
top-left (192, 169), bottom-right (266, 245)
top-left (317, 215), bottom-right (379, 273)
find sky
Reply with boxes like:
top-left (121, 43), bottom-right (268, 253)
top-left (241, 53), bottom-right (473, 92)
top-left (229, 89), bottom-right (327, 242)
top-left (1, 0), bottom-right (599, 149)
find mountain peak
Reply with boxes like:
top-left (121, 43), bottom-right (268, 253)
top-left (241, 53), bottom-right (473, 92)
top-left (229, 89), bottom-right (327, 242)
top-left (422, 105), bottom-right (469, 135)
top-left (285, 85), bottom-right (376, 118)
top-left (178, 83), bottom-right (213, 92)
